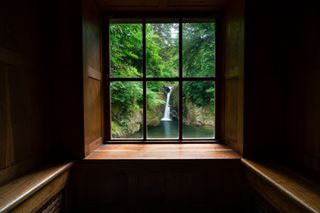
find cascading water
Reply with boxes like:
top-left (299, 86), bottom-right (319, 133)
top-left (161, 86), bottom-right (174, 121)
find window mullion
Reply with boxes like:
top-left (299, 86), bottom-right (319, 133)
top-left (142, 19), bottom-right (147, 141)
top-left (106, 19), bottom-right (111, 141)
top-left (179, 18), bottom-right (183, 141)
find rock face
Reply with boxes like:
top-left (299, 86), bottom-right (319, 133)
top-left (126, 110), bottom-right (143, 134)
top-left (147, 104), bottom-right (162, 126)
top-left (183, 102), bottom-right (215, 127)
top-left (112, 110), bottom-right (142, 138)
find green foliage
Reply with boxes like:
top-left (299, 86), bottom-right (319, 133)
top-left (110, 24), bottom-right (143, 78)
top-left (184, 81), bottom-right (215, 111)
top-left (146, 24), bottom-right (179, 77)
top-left (183, 23), bottom-right (215, 77)
top-left (110, 21), bottom-right (216, 137)
top-left (111, 81), bottom-right (142, 114)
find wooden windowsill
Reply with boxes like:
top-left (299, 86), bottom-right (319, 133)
top-left (242, 159), bottom-right (320, 212)
top-left (85, 143), bottom-right (241, 160)
top-left (0, 162), bottom-right (73, 212)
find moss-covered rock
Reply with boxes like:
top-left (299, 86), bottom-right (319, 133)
top-left (147, 92), bottom-right (164, 126)
top-left (111, 109), bottom-right (143, 138)
top-left (183, 102), bottom-right (215, 127)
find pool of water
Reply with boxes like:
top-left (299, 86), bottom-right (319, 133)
top-left (127, 120), bottom-right (214, 139)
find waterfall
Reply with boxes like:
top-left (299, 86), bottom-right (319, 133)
top-left (161, 86), bottom-right (174, 121)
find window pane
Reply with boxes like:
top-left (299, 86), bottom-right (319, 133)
top-left (146, 23), bottom-right (179, 78)
top-left (111, 81), bottom-right (143, 139)
top-left (183, 21), bottom-right (215, 77)
top-left (110, 21), bottom-right (143, 78)
top-left (147, 81), bottom-right (179, 139)
top-left (183, 81), bottom-right (215, 139)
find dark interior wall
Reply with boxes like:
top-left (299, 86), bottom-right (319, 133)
top-left (46, 0), bottom-right (84, 160)
top-left (71, 160), bottom-right (250, 212)
top-left (284, 2), bottom-right (320, 173)
top-left (82, 0), bottom-right (103, 156)
top-left (222, 0), bottom-right (245, 155)
top-left (244, 0), bottom-right (290, 159)
top-left (0, 0), bottom-right (50, 184)
top-left (244, 0), bottom-right (320, 174)
top-left (0, 0), bottom-right (84, 184)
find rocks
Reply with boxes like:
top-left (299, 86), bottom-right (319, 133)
top-left (183, 102), bottom-right (215, 127)
top-left (112, 110), bottom-right (142, 138)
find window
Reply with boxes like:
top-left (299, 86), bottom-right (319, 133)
top-left (105, 17), bottom-right (217, 142)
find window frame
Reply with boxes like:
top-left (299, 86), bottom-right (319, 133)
top-left (103, 13), bottom-right (221, 143)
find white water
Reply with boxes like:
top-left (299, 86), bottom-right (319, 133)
top-left (161, 86), bottom-right (174, 121)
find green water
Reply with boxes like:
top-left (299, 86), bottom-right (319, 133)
top-left (127, 120), bottom-right (214, 139)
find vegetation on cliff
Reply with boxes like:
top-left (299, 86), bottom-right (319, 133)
top-left (110, 21), bottom-right (215, 138)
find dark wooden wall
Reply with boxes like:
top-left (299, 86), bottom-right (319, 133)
top-left (0, 0), bottom-right (84, 185)
top-left (46, 0), bottom-right (84, 160)
top-left (1, 0), bottom-right (320, 211)
top-left (82, 0), bottom-right (103, 156)
top-left (70, 159), bottom-right (250, 213)
top-left (221, 0), bottom-right (245, 155)
top-left (244, 0), bottom-right (320, 175)
top-left (0, 0), bottom-right (50, 185)
top-left (244, 0), bottom-right (287, 160)
top-left (283, 1), bottom-right (320, 173)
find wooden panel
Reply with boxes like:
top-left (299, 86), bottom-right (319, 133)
top-left (96, 0), bottom-right (226, 11)
top-left (0, 65), bottom-right (14, 170)
top-left (0, 158), bottom-right (38, 187)
top-left (0, 52), bottom-right (44, 183)
top-left (224, 79), bottom-right (239, 147)
top-left (83, 0), bottom-right (103, 156)
top-left (0, 47), bottom-right (29, 67)
top-left (12, 172), bottom-right (68, 213)
top-left (285, 5), bottom-right (320, 173)
top-left (242, 159), bottom-right (320, 213)
top-left (221, 0), bottom-right (244, 155)
top-left (0, 163), bottom-right (72, 212)
top-left (85, 144), bottom-right (240, 160)
top-left (70, 159), bottom-right (250, 212)
top-left (88, 66), bottom-right (102, 80)
top-left (84, 78), bottom-right (102, 155)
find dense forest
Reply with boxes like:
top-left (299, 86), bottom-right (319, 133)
top-left (110, 21), bottom-right (215, 138)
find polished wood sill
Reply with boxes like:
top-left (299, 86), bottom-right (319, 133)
top-left (85, 143), bottom-right (240, 160)
top-left (242, 159), bottom-right (320, 212)
top-left (0, 162), bottom-right (73, 212)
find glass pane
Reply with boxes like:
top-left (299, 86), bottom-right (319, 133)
top-left (111, 81), bottom-right (143, 139)
top-left (147, 81), bottom-right (179, 139)
top-left (183, 21), bottom-right (215, 77)
top-left (146, 23), bottom-right (179, 78)
top-left (183, 81), bottom-right (215, 139)
top-left (110, 20), bottom-right (143, 78)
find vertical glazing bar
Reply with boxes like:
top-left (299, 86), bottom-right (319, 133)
top-left (105, 19), bottom-right (111, 141)
top-left (143, 19), bottom-right (147, 141)
top-left (214, 17), bottom-right (220, 140)
top-left (179, 18), bottom-right (183, 141)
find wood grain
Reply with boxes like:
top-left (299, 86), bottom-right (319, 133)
top-left (221, 0), bottom-right (244, 155)
top-left (96, 0), bottom-right (226, 11)
top-left (12, 172), bottom-right (68, 213)
top-left (242, 159), bottom-right (320, 213)
top-left (70, 155), bottom-right (249, 212)
top-left (0, 162), bottom-right (73, 212)
top-left (83, 0), bottom-right (103, 157)
top-left (85, 144), bottom-right (240, 160)
top-left (88, 66), bottom-right (102, 80)
top-left (0, 1), bottom-right (48, 182)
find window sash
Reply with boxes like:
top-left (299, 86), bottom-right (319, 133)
top-left (105, 18), bottom-right (217, 142)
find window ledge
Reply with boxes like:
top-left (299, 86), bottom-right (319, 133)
top-left (242, 159), bottom-right (320, 212)
top-left (84, 143), bottom-right (240, 160)
top-left (0, 162), bottom-right (73, 212)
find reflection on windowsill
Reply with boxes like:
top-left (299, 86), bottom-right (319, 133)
top-left (84, 143), bottom-right (240, 160)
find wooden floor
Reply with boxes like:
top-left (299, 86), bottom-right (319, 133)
top-left (85, 143), bottom-right (240, 160)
